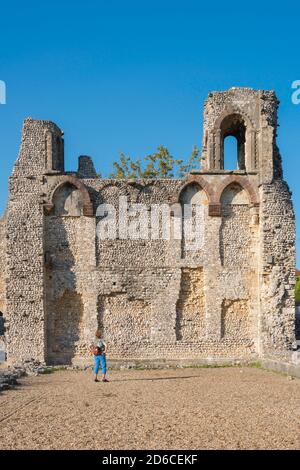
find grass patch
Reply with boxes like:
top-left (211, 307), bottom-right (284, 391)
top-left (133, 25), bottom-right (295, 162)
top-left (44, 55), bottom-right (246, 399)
top-left (110, 361), bottom-right (260, 371)
top-left (39, 366), bottom-right (68, 375)
top-left (39, 368), bottom-right (56, 375)
top-left (248, 361), bottom-right (262, 369)
top-left (183, 363), bottom-right (237, 369)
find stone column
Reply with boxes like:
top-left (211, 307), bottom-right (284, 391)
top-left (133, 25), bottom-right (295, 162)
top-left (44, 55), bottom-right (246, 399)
top-left (6, 119), bottom-right (63, 364)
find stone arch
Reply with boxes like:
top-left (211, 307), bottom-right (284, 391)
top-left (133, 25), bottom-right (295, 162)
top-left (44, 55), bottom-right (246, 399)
top-left (220, 182), bottom-right (250, 205)
top-left (179, 182), bottom-right (208, 205)
top-left (213, 108), bottom-right (254, 132)
top-left (53, 183), bottom-right (83, 216)
top-left (216, 176), bottom-right (259, 207)
top-left (210, 108), bottom-right (256, 171)
top-left (44, 176), bottom-right (93, 216)
top-left (178, 182), bottom-right (208, 256)
top-left (175, 176), bottom-right (214, 205)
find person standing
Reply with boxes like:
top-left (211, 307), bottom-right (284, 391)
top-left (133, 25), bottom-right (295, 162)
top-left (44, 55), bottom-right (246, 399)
top-left (90, 330), bottom-right (109, 383)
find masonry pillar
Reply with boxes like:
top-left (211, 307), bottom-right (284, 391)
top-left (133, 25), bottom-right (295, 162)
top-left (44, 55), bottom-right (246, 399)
top-left (6, 118), bottom-right (64, 363)
top-left (258, 182), bottom-right (296, 357)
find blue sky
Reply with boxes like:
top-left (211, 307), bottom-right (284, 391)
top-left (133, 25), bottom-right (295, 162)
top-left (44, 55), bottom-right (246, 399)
top-left (0, 1), bottom-right (299, 265)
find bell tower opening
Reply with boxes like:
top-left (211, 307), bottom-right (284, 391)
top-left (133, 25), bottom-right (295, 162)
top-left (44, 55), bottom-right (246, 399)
top-left (220, 114), bottom-right (246, 170)
top-left (223, 135), bottom-right (239, 170)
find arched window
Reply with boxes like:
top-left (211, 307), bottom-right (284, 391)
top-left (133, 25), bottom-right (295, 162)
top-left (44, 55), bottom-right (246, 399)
top-left (223, 135), bottom-right (239, 170)
top-left (53, 183), bottom-right (83, 216)
top-left (45, 132), bottom-right (64, 172)
top-left (179, 183), bottom-right (207, 256)
top-left (220, 114), bottom-right (246, 170)
top-left (53, 136), bottom-right (64, 171)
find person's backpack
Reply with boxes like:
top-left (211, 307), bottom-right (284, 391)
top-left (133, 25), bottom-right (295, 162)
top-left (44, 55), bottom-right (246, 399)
top-left (90, 340), bottom-right (105, 356)
top-left (90, 345), bottom-right (101, 356)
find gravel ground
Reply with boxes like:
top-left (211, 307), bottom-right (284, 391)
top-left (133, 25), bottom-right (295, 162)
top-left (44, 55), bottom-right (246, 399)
top-left (0, 366), bottom-right (299, 450)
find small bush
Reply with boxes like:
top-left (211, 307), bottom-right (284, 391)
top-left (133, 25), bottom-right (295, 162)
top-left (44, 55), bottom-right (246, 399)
top-left (296, 276), bottom-right (300, 304)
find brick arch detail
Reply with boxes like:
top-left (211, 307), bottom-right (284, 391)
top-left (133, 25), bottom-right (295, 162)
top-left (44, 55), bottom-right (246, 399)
top-left (44, 175), bottom-right (94, 216)
top-left (214, 175), bottom-right (259, 206)
top-left (213, 107), bottom-right (255, 132)
top-left (173, 175), bottom-right (215, 205)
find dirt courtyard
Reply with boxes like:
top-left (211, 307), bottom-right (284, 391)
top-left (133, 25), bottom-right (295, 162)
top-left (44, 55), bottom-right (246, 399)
top-left (0, 366), bottom-right (299, 450)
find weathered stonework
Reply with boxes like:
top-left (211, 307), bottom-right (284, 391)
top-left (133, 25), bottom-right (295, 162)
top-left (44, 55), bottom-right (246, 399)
top-left (176, 268), bottom-right (205, 341)
top-left (0, 215), bottom-right (7, 316)
top-left (1, 88), bottom-right (296, 365)
top-left (221, 299), bottom-right (252, 343)
top-left (0, 216), bottom-right (7, 361)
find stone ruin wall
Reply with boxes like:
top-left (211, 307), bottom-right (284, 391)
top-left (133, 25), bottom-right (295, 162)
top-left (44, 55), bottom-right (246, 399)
top-left (1, 87), bottom-right (297, 365)
top-left (259, 181), bottom-right (296, 356)
top-left (0, 216), bottom-right (7, 317)
top-left (41, 174), bottom-right (261, 364)
top-left (0, 216), bottom-right (7, 359)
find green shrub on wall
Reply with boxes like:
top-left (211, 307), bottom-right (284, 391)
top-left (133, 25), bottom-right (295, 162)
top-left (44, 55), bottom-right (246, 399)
top-left (296, 276), bottom-right (300, 304)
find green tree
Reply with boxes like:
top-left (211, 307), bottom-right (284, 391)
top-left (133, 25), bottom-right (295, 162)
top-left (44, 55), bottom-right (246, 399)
top-left (108, 145), bottom-right (200, 179)
top-left (296, 276), bottom-right (300, 304)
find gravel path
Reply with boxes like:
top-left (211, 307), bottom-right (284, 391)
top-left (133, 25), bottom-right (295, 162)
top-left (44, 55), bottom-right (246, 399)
top-left (0, 367), bottom-right (299, 450)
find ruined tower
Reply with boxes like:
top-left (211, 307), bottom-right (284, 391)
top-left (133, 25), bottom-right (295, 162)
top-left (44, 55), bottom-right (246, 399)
top-left (1, 87), bottom-right (296, 365)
